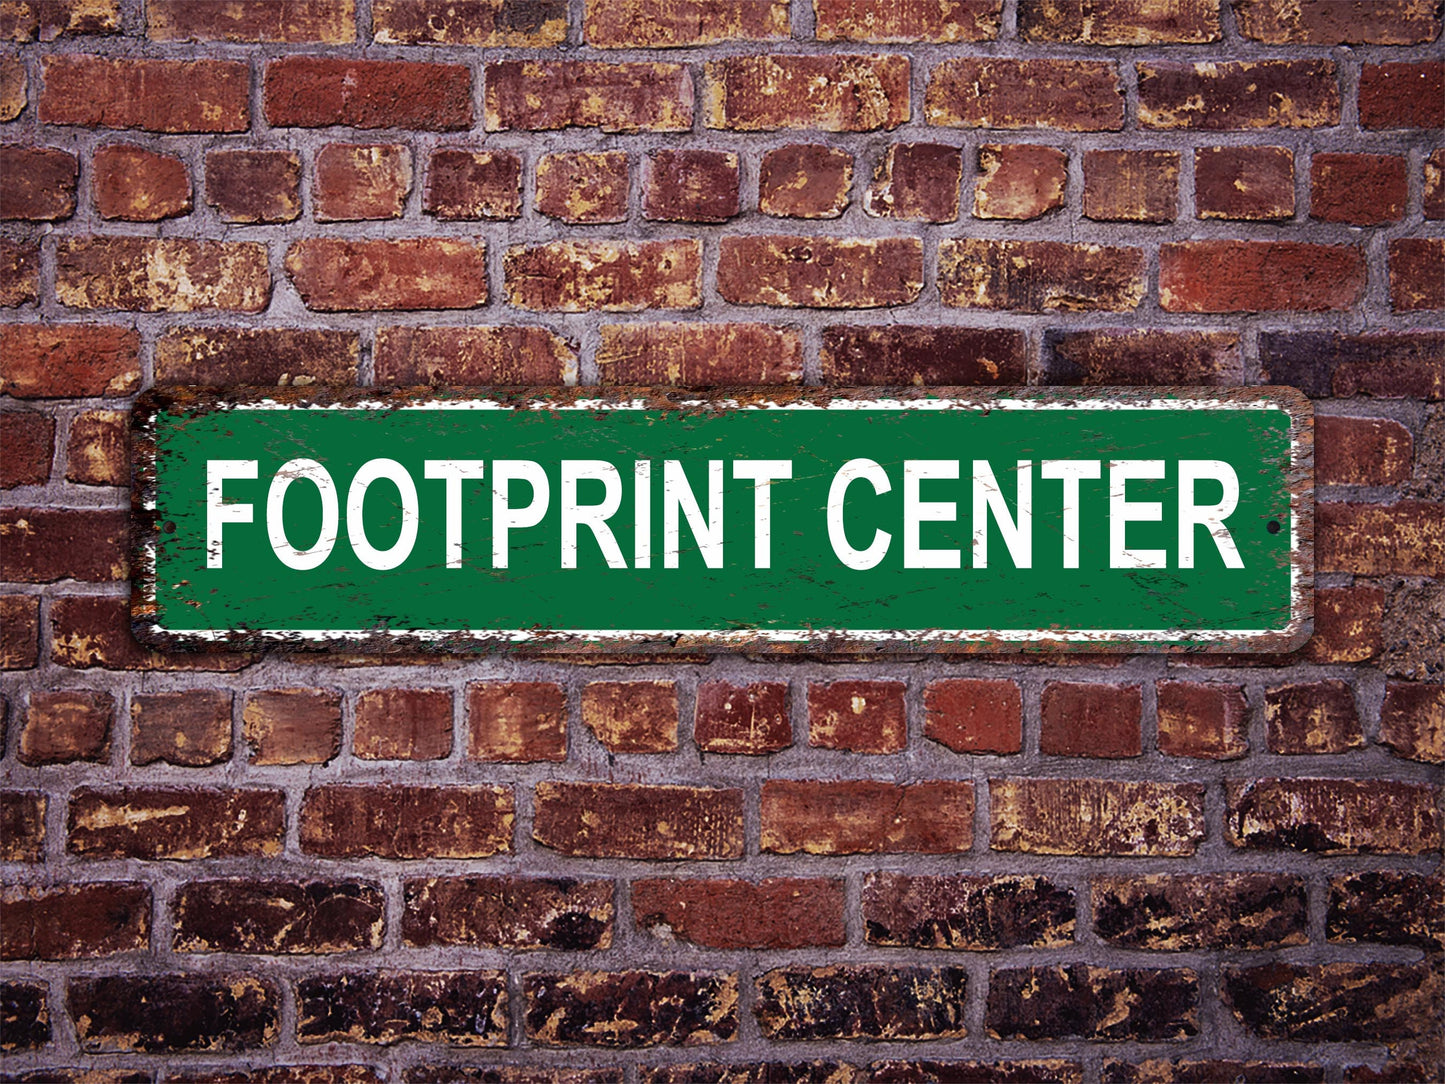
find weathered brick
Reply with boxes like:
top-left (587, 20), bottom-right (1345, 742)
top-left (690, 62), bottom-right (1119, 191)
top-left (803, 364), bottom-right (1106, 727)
top-left (815, 0), bottom-right (1001, 41)
top-left (634, 878), bottom-right (844, 949)
top-left (506, 240), bottom-right (699, 312)
top-left (0, 239), bottom-right (39, 305)
top-left (0, 507), bottom-right (127, 583)
top-left (526, 971), bottom-right (737, 1047)
top-left (705, 55), bottom-right (909, 131)
top-left (987, 967), bottom-right (1197, 1041)
top-left (863, 142), bottom-right (962, 223)
top-left (598, 323), bottom-right (802, 386)
top-left (1380, 682), bottom-right (1445, 763)
top-left (64, 409), bottom-right (126, 487)
top-left (19, 690), bottom-right (111, 765)
top-left (0, 595), bottom-right (40, 670)
top-left (1390, 238), bottom-right (1445, 311)
top-left (1157, 681), bottom-right (1248, 759)
top-left (646, 1066), bottom-right (853, 1084)
top-left (1380, 581), bottom-right (1445, 685)
top-left (644, 149), bottom-right (739, 223)
top-left (535, 151), bottom-right (629, 224)
top-left (992, 778), bottom-right (1205, 856)
top-left (923, 678), bottom-right (1022, 754)
top-left (166, 1067), bottom-right (380, 1084)
top-left (1426, 148), bottom-right (1445, 219)
top-left (92, 143), bottom-right (190, 221)
top-left (131, 690), bottom-right (233, 767)
top-left (408, 1070), bottom-right (616, 1084)
top-left (173, 880), bottom-right (383, 954)
top-left (354, 688), bottom-right (451, 761)
top-left (1, 411), bottom-right (53, 487)
top-left (0, 883), bottom-right (149, 959)
top-left (149, 0), bottom-right (354, 41)
top-left (68, 787), bottom-right (284, 860)
top-left (940, 239), bottom-right (1145, 312)
top-left (300, 785), bottom-right (514, 859)
top-left (582, 681), bottom-right (677, 753)
top-left (0, 145), bottom-right (77, 220)
top-left (404, 876), bottom-right (613, 950)
top-left (0, 979), bottom-right (48, 1050)
top-left (718, 235), bottom-right (922, 308)
top-left (1318, 501), bottom-right (1444, 575)
top-left (41, 56), bottom-right (248, 131)
top-left (874, 1062), bottom-right (1084, 1084)
top-left (1093, 873), bottom-right (1307, 950)
top-left (864, 873), bottom-right (1074, 950)
top-left (487, 61), bottom-right (691, 132)
top-left (1331, 870), bottom-right (1444, 953)
top-left (0, 792), bottom-right (44, 862)
top-left (204, 149), bottom-right (301, 224)
top-left (373, 0), bottom-right (566, 44)
top-left (1227, 778), bottom-right (1441, 854)
top-left (0, 0), bottom-right (119, 40)
top-left (587, 0), bottom-right (787, 46)
top-left (1311, 153), bottom-right (1407, 225)
top-left (1044, 328), bottom-right (1241, 386)
top-left (534, 782), bottom-right (743, 860)
top-left (1224, 963), bottom-right (1437, 1043)
top-left (71, 975), bottom-right (278, 1053)
top-left (243, 688), bottom-right (341, 766)
top-left (1360, 62), bottom-right (1444, 129)
top-left (926, 58), bottom-right (1123, 131)
top-left (1259, 330), bottom-right (1444, 400)
top-left (57, 238), bottom-right (269, 313)
top-left (425, 148), bottom-right (522, 220)
top-left (0, 324), bottom-right (139, 399)
top-left (1139, 60), bottom-right (1339, 129)
top-left (0, 54), bottom-right (23, 119)
top-left (1104, 1062), bottom-right (1322, 1084)
top-left (376, 326), bottom-right (573, 386)
top-left (761, 780), bottom-right (973, 855)
top-left (759, 144), bottom-right (852, 218)
top-left (1317, 416), bottom-right (1413, 486)
top-left (467, 681), bottom-right (567, 762)
top-left (1308, 585), bottom-right (1385, 663)
top-left (265, 57), bottom-right (471, 129)
top-left (756, 967), bottom-right (967, 1041)
top-left (1195, 145), bottom-right (1295, 220)
top-left (974, 143), bottom-right (1066, 220)
top-left (157, 328), bottom-right (359, 387)
top-left (298, 971), bottom-right (505, 1046)
top-left (1019, 0), bottom-right (1220, 41)
top-left (1236, 0), bottom-right (1440, 42)
top-left (285, 239), bottom-right (486, 312)
top-left (808, 680), bottom-right (906, 753)
top-left (693, 681), bottom-right (791, 754)
top-left (1040, 682), bottom-right (1142, 758)
top-left (1083, 149), bottom-right (1178, 222)
top-left (314, 143), bottom-right (412, 222)
top-left (51, 595), bottom-right (252, 672)
top-left (1159, 241), bottom-right (1363, 312)
top-left (823, 325), bottom-right (1028, 386)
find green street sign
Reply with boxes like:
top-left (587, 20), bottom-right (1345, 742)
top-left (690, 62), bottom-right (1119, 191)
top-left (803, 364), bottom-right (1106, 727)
top-left (132, 387), bottom-right (1312, 654)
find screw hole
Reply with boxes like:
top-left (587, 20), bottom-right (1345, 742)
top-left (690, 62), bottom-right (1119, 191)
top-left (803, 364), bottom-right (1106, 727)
top-left (1266, 520), bottom-right (1281, 534)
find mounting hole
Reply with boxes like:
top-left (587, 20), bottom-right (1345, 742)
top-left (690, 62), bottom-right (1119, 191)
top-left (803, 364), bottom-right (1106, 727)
top-left (1266, 520), bottom-right (1281, 535)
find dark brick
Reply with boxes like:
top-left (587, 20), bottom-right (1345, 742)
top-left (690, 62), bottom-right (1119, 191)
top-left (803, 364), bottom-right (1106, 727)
top-left (1139, 60), bottom-right (1339, 128)
top-left (70, 974), bottom-right (278, 1053)
top-left (1236, 0), bottom-right (1440, 43)
top-left (297, 971), bottom-right (506, 1046)
top-left (0, 508), bottom-right (128, 582)
top-left (1, 883), bottom-right (149, 959)
top-left (1309, 585), bottom-right (1385, 663)
top-left (377, 326), bottom-right (574, 386)
top-left (505, 240), bottom-right (700, 311)
top-left (204, 149), bottom-right (301, 224)
top-left (41, 56), bottom-right (248, 132)
top-left (1160, 241), bottom-right (1364, 312)
top-left (0, 792), bottom-right (44, 862)
top-left (18, 689), bottom-right (112, 765)
top-left (1329, 871), bottom-right (1444, 953)
top-left (1083, 149), bottom-right (1179, 222)
top-left (300, 785), bottom-right (514, 859)
top-left (1380, 681), bottom-right (1445, 763)
top-left (1390, 238), bottom-right (1445, 312)
top-left (1040, 681), bottom-right (1141, 758)
top-left (586, 0), bottom-right (787, 46)
top-left (0, 0), bottom-right (120, 40)
top-left (534, 783), bottom-right (743, 860)
top-left (706, 55), bottom-right (909, 132)
top-left (243, 687), bottom-right (341, 766)
top-left (1317, 415), bottom-right (1413, 486)
top-left (0, 239), bottom-right (39, 306)
top-left (644, 1067), bottom-right (855, 1084)
top-left (1044, 328), bottom-right (1241, 386)
top-left (425, 148), bottom-right (522, 220)
top-left (156, 328), bottom-right (359, 387)
top-left (148, 0), bottom-right (355, 41)
top-left (598, 323), bottom-right (802, 386)
top-left (1259, 331), bottom-right (1444, 400)
top-left (404, 876), bottom-right (613, 951)
top-left (1092, 873), bottom-right (1307, 950)
top-left (174, 880), bottom-right (383, 954)
top-left (535, 151), bottom-right (629, 224)
top-left (406, 1069), bottom-right (617, 1084)
top-left (633, 878), bottom-right (844, 949)
top-left (1265, 680), bottom-right (1362, 754)
top-left (719, 235), bottom-right (922, 308)
top-left (759, 144), bottom-right (852, 218)
top-left (164, 1067), bottom-right (381, 1084)
top-left (1427, 148), bottom-right (1445, 219)
top-left (1360, 62), bottom-right (1445, 129)
top-left (815, 0), bottom-right (1001, 41)
top-left (468, 681), bottom-right (567, 762)
top-left (926, 58), bottom-right (1123, 130)
top-left (0, 596), bottom-right (40, 670)
top-left (0, 145), bottom-right (77, 220)
top-left (68, 786), bottom-right (285, 860)
top-left (354, 688), bottom-right (452, 761)
top-left (871, 1061), bottom-right (1083, 1084)
top-left (1224, 963), bottom-right (1438, 1042)
top-left (1, 981), bottom-right (48, 1050)
top-left (525, 971), bottom-right (737, 1047)
top-left (1103, 1061), bottom-right (1323, 1084)
top-left (1, 411), bottom-right (53, 487)
top-left (1311, 152), bottom-right (1408, 225)
top-left (50, 594), bottom-right (253, 673)
top-left (1227, 778), bottom-right (1441, 854)
top-left (0, 55), bottom-right (21, 121)
top-left (940, 239), bottom-right (1145, 312)
top-left (1319, 501), bottom-right (1445, 576)
top-left (991, 778), bottom-right (1205, 856)
top-left (130, 691), bottom-right (233, 767)
top-left (865, 143), bottom-right (962, 222)
top-left (693, 681), bottom-right (792, 755)
top-left (755, 966), bottom-right (967, 1041)
top-left (1021, 0), bottom-right (1219, 41)
top-left (644, 149), bottom-right (739, 223)
top-left (987, 966), bottom-right (1197, 1041)
top-left (374, 0), bottom-right (567, 45)
top-left (1157, 681), bottom-right (1249, 759)
top-left (265, 57), bottom-right (472, 129)
top-left (822, 326), bottom-right (1027, 386)
top-left (761, 780), bottom-right (974, 855)
top-left (487, 60), bottom-right (691, 132)
top-left (1195, 145), bottom-right (1294, 220)
top-left (864, 873), bottom-right (1073, 950)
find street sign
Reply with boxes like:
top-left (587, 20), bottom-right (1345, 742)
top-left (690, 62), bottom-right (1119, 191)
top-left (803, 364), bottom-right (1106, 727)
top-left (132, 387), bottom-right (1312, 654)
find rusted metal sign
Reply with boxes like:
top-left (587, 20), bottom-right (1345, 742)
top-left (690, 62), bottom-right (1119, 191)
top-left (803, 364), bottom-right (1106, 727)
top-left (132, 386), bottom-right (1312, 653)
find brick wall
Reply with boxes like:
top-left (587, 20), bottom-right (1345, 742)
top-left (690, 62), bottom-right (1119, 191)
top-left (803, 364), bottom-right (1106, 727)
top-left (1, 0), bottom-right (1442, 1080)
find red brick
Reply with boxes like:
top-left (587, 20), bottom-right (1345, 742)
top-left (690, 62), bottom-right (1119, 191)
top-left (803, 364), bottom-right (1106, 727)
top-left (822, 325), bottom-right (1028, 386)
top-left (50, 595), bottom-right (253, 672)
top-left (65, 409), bottom-right (126, 487)
top-left (156, 328), bottom-right (360, 387)
top-left (1307, 585), bottom-right (1385, 663)
top-left (1195, 145), bottom-right (1295, 220)
top-left (582, 681), bottom-right (678, 753)
top-left (1318, 501), bottom-right (1444, 575)
top-left (243, 688), bottom-right (341, 766)
top-left (525, 970), bottom-right (736, 1048)
top-left (505, 240), bottom-right (700, 312)
top-left (0, 595), bottom-right (40, 670)
top-left (487, 60), bottom-right (691, 132)
top-left (314, 143), bottom-right (412, 222)
top-left (57, 238), bottom-right (269, 313)
top-left (404, 875), bottom-right (612, 951)
top-left (1237, 0), bottom-right (1440, 42)
top-left (634, 878), bottom-right (844, 949)
top-left (586, 0), bottom-right (788, 46)
top-left (940, 239), bottom-right (1145, 312)
top-left (148, 0), bottom-right (355, 41)
top-left (718, 235), bottom-right (922, 308)
top-left (991, 778), bottom-right (1205, 856)
top-left (0, 239), bottom-right (39, 306)
top-left (534, 782), bottom-right (744, 859)
top-left (705, 54), bottom-right (909, 132)
top-left (285, 238), bottom-right (486, 311)
top-left (131, 690), bottom-right (233, 767)
top-left (300, 784), bottom-right (514, 858)
top-left (204, 149), bottom-right (301, 224)
top-left (1380, 682), bottom-right (1445, 764)
top-left (924, 679), bottom-right (1022, 754)
top-left (72, 974), bottom-right (279, 1053)
top-left (693, 681), bottom-right (791, 755)
top-left (1043, 328), bottom-right (1242, 386)
top-left (373, 0), bottom-right (566, 44)
top-left (1264, 680), bottom-right (1361, 755)
top-left (1, 882), bottom-right (149, 960)
top-left (864, 872), bottom-right (1074, 949)
top-left (1426, 148), bottom-right (1445, 219)
top-left (815, 0), bottom-right (1001, 40)
top-left (41, 56), bottom-right (248, 132)
top-left (1160, 241), bottom-right (1363, 312)
top-left (467, 681), bottom-right (567, 762)
top-left (535, 151), bottom-right (629, 224)
top-left (1, 411), bottom-right (53, 487)
top-left (92, 143), bottom-right (190, 221)
top-left (354, 688), bottom-right (452, 761)
top-left (1359, 62), bottom-right (1444, 129)
top-left (0, 145), bottom-right (77, 220)
top-left (974, 143), bottom-right (1067, 220)
top-left (1157, 681), bottom-right (1248, 760)
top-left (18, 690), bottom-right (112, 765)
top-left (1316, 416), bottom-right (1412, 486)
top-left (0, 55), bottom-right (22, 120)
top-left (1040, 682), bottom-right (1141, 758)
top-left (425, 149), bottom-right (521, 220)
top-left (926, 58), bottom-right (1123, 131)
top-left (597, 322), bottom-right (802, 385)
top-left (1227, 778), bottom-right (1441, 854)
top-left (0, 0), bottom-right (120, 40)
top-left (1019, 0), bottom-right (1220, 41)
top-left (375, 326), bottom-right (574, 385)
top-left (644, 149), bottom-right (739, 223)
top-left (758, 144), bottom-right (852, 218)
top-left (174, 879), bottom-right (382, 955)
top-left (761, 779), bottom-right (974, 855)
top-left (265, 57), bottom-right (471, 129)
top-left (808, 679), bottom-right (906, 753)
top-left (865, 142), bottom-right (962, 222)
top-left (1390, 238), bottom-right (1445, 311)
top-left (0, 507), bottom-right (126, 583)
top-left (1139, 60), bottom-right (1339, 129)
top-left (0, 792), bottom-right (44, 862)
top-left (1311, 153), bottom-right (1407, 225)
top-left (68, 786), bottom-right (285, 860)
top-left (1083, 149), bottom-right (1178, 222)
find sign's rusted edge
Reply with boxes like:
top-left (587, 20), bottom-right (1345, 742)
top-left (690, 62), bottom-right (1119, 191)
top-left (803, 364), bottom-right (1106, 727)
top-left (129, 385), bottom-right (1314, 656)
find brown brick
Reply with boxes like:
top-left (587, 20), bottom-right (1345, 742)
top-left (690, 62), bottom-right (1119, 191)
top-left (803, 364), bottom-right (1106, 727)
top-left (822, 325), bottom-right (1029, 386)
top-left (1043, 328), bottom-right (1242, 386)
top-left (815, 0), bottom-right (1001, 41)
top-left (865, 142), bottom-right (962, 222)
top-left (926, 58), bottom-right (1123, 131)
top-left (204, 149), bottom-right (301, 223)
top-left (375, 325), bottom-right (574, 386)
top-left (808, 679), bottom-right (906, 753)
top-left (1426, 148), bottom-right (1445, 220)
top-left (647, 1063), bottom-right (849, 1084)
top-left (0, 507), bottom-right (127, 582)
top-left (1093, 873), bottom-right (1306, 950)
top-left (19, 690), bottom-right (111, 765)
top-left (718, 235), bottom-right (922, 308)
top-left (988, 967), bottom-right (1197, 1041)
top-left (1308, 585), bottom-right (1385, 663)
top-left (1317, 415), bottom-right (1413, 486)
top-left (598, 322), bottom-right (802, 385)
top-left (467, 681), bottom-right (567, 762)
top-left (157, 328), bottom-right (359, 387)
top-left (1039, 682), bottom-right (1141, 758)
top-left (68, 786), bottom-right (285, 860)
top-left (243, 688), bottom-right (341, 766)
top-left (923, 679), bottom-right (1022, 754)
top-left (300, 784), bottom-right (514, 859)
top-left (1226, 778), bottom-right (1441, 854)
top-left (0, 595), bottom-right (40, 670)
top-left (131, 690), bottom-right (233, 767)
top-left (265, 57), bottom-right (471, 129)
top-left (505, 240), bottom-right (700, 312)
top-left (41, 56), bottom-right (248, 131)
top-left (0, 145), bottom-right (77, 220)
top-left (756, 966), bottom-right (967, 1041)
top-left (1159, 241), bottom-right (1364, 312)
top-left (864, 873), bottom-right (1074, 950)
top-left (705, 54), bottom-right (909, 131)
top-left (51, 595), bottom-right (252, 672)
top-left (693, 681), bottom-right (791, 754)
top-left (404, 876), bottom-right (613, 950)
top-left (1260, 331), bottom-right (1445, 401)
top-left (0, 239), bottom-right (39, 306)
top-left (974, 143), bottom-right (1066, 220)
top-left (634, 878), bottom-right (844, 949)
top-left (1157, 681), bottom-right (1249, 760)
top-left (0, 979), bottom-right (48, 1050)
top-left (285, 238), bottom-right (486, 312)
top-left (1360, 61), bottom-right (1445, 128)
top-left (0, 792), bottom-right (44, 862)
top-left (525, 971), bottom-right (737, 1047)
top-left (940, 239), bottom-right (1145, 312)
top-left (1, 0), bottom-right (120, 39)
top-left (1, 411), bottom-right (53, 487)
top-left (1381, 582), bottom-right (1445, 686)
top-left (874, 1063), bottom-right (1084, 1084)
top-left (425, 148), bottom-right (521, 220)
top-left (1139, 60), bottom-right (1339, 129)
top-left (353, 688), bottom-right (451, 761)
top-left (57, 238), bottom-right (269, 313)
top-left (535, 151), bottom-right (629, 224)
top-left (587, 0), bottom-right (787, 46)
top-left (92, 143), bottom-right (190, 221)
top-left (1019, 0), bottom-right (1220, 41)
top-left (0, 324), bottom-right (139, 399)
top-left (373, 0), bottom-right (566, 44)
top-left (487, 60), bottom-right (691, 132)
top-left (1103, 1061), bottom-right (1321, 1084)
top-left (1318, 501), bottom-right (1444, 575)
top-left (71, 975), bottom-right (278, 1053)
top-left (64, 409), bottom-right (126, 487)
top-left (644, 149), bottom-right (739, 223)
top-left (1083, 149), bottom-right (1178, 222)
top-left (1390, 238), bottom-right (1445, 312)
top-left (1311, 153), bottom-right (1407, 225)
top-left (1237, 0), bottom-right (1440, 42)
top-left (298, 971), bottom-right (505, 1046)
top-left (582, 681), bottom-right (678, 753)
top-left (172, 1068), bottom-right (384, 1084)
top-left (1380, 682), bottom-right (1445, 763)
top-left (1, 883), bottom-right (148, 960)
top-left (173, 880), bottom-right (383, 954)
top-left (1195, 145), bottom-right (1295, 220)
top-left (761, 779), bottom-right (974, 855)
top-left (1224, 963), bottom-right (1437, 1043)
top-left (1329, 871), bottom-right (1444, 952)
top-left (149, 0), bottom-right (354, 41)
top-left (314, 143), bottom-right (412, 222)
top-left (759, 144), bottom-right (852, 218)
top-left (992, 778), bottom-right (1205, 856)
top-left (0, 54), bottom-right (23, 120)
top-left (534, 782), bottom-right (744, 860)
